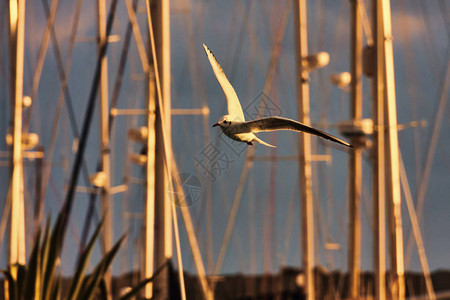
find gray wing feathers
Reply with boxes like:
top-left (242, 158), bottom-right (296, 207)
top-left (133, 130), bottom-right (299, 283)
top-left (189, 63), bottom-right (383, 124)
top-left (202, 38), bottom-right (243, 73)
top-left (240, 117), bottom-right (352, 147)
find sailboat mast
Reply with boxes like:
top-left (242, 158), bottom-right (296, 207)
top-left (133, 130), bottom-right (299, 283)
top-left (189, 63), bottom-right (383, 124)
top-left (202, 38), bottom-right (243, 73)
top-left (372, 0), bottom-right (386, 298)
top-left (379, 0), bottom-right (405, 298)
top-left (97, 0), bottom-right (112, 254)
top-left (145, 71), bottom-right (157, 299)
top-left (151, 0), bottom-right (173, 298)
top-left (293, 1), bottom-right (315, 299)
top-left (371, 0), bottom-right (405, 299)
top-left (9, 0), bottom-right (27, 267)
top-left (348, 0), bottom-right (363, 298)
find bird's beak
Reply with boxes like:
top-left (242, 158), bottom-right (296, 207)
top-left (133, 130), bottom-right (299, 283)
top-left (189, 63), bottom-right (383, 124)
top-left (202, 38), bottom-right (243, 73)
top-left (212, 123), bottom-right (219, 127)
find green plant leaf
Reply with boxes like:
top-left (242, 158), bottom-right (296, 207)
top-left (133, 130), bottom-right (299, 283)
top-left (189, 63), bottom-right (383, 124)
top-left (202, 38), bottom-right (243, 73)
top-left (1, 268), bottom-right (17, 300)
top-left (40, 216), bottom-right (52, 271)
top-left (15, 264), bottom-right (27, 300)
top-left (80, 235), bottom-right (126, 300)
top-left (98, 278), bottom-right (108, 300)
top-left (24, 229), bottom-right (41, 300)
top-left (44, 211), bottom-right (67, 300)
top-left (66, 218), bottom-right (104, 300)
top-left (119, 260), bottom-right (169, 300)
top-left (50, 275), bottom-right (62, 300)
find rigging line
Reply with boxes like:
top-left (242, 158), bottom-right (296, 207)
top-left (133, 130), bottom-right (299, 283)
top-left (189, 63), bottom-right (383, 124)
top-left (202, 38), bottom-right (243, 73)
top-left (224, 0), bottom-right (239, 69)
top-left (235, 0), bottom-right (266, 81)
top-left (171, 201), bottom-right (187, 300)
top-left (399, 153), bottom-right (436, 300)
top-left (146, 1), bottom-right (203, 298)
top-left (315, 0), bottom-right (328, 125)
top-left (262, 0), bottom-right (291, 95)
top-left (0, 12), bottom-right (7, 79)
top-left (398, 0), bottom-right (423, 206)
top-left (119, 88), bottom-right (141, 275)
top-left (213, 157), bottom-right (252, 275)
top-left (316, 153), bottom-right (338, 270)
top-left (405, 47), bottom-right (450, 267)
top-left (320, 0), bottom-right (346, 123)
top-left (37, 0), bottom-right (95, 217)
top-left (357, 0), bottom-right (373, 46)
top-left (439, 0), bottom-right (450, 38)
top-left (78, 0), bottom-right (138, 262)
top-left (280, 184), bottom-right (299, 267)
top-left (182, 6), bottom-right (214, 271)
top-left (315, 0), bottom-right (325, 52)
top-left (39, 0), bottom-right (84, 232)
top-left (414, 0), bottom-right (442, 83)
top-left (248, 163), bottom-right (257, 273)
top-left (198, 35), bottom-right (215, 276)
top-left (124, 0), bottom-right (150, 73)
top-left (37, 0), bottom-right (83, 140)
top-left (109, 0), bottom-right (138, 125)
top-left (213, 0), bottom-right (291, 276)
top-left (24, 0), bottom-right (60, 132)
top-left (58, 0), bottom-right (119, 253)
top-left (0, 186), bottom-right (12, 261)
top-left (229, 0), bottom-right (250, 83)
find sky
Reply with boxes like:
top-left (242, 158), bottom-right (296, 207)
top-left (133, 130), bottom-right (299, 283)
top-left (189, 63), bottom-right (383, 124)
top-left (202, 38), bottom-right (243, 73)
top-left (0, 0), bottom-right (449, 278)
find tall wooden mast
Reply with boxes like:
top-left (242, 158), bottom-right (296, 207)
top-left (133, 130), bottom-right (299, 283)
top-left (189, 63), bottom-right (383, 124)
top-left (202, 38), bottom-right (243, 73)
top-left (372, 0), bottom-right (386, 298)
top-left (371, 0), bottom-right (405, 299)
top-left (348, 0), bottom-right (363, 298)
top-left (151, 0), bottom-right (173, 298)
top-left (97, 0), bottom-right (112, 254)
top-left (293, 1), bottom-right (315, 299)
top-left (379, 0), bottom-right (405, 298)
top-left (9, 0), bottom-right (27, 267)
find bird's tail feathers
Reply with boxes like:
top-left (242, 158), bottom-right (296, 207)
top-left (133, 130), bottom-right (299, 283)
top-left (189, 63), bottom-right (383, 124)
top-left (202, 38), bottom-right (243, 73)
top-left (253, 136), bottom-right (276, 148)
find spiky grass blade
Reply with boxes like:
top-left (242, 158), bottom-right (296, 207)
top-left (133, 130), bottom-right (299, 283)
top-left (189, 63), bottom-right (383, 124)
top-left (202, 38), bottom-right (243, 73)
top-left (66, 219), bottom-right (104, 300)
top-left (119, 260), bottom-right (169, 300)
top-left (80, 235), bottom-right (126, 300)
top-left (1, 269), bottom-right (17, 300)
top-left (24, 230), bottom-right (41, 300)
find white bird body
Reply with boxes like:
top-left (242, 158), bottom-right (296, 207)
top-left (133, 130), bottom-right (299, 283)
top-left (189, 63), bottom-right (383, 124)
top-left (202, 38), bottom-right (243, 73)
top-left (203, 44), bottom-right (352, 148)
top-left (215, 115), bottom-right (275, 147)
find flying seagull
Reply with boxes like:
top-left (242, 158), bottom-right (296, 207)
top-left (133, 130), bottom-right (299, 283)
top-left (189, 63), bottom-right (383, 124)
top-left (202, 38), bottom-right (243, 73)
top-left (203, 44), bottom-right (352, 148)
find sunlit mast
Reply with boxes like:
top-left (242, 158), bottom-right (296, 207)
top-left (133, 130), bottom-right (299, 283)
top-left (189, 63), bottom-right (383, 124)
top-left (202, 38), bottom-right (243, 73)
top-left (293, 1), bottom-right (315, 299)
top-left (8, 0), bottom-right (27, 267)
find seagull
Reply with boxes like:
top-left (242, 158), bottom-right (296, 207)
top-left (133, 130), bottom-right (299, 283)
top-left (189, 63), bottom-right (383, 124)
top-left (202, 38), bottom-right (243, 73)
top-left (203, 44), bottom-right (352, 148)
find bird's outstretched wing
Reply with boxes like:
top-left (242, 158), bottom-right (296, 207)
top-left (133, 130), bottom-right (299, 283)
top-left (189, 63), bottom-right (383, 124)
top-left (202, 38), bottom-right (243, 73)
top-left (203, 44), bottom-right (245, 121)
top-left (240, 116), bottom-right (352, 148)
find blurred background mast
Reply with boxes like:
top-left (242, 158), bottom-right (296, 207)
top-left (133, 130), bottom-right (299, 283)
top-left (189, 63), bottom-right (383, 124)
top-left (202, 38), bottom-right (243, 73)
top-left (96, 0), bottom-right (113, 296)
top-left (293, 0), bottom-right (315, 299)
top-left (8, 0), bottom-right (27, 267)
top-left (372, 0), bottom-right (386, 298)
top-left (379, 0), bottom-right (405, 299)
top-left (151, 0), bottom-right (173, 298)
top-left (348, 0), bottom-right (363, 298)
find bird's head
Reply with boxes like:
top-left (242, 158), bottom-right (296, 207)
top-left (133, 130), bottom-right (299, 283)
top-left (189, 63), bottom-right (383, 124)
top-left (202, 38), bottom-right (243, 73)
top-left (212, 115), bottom-right (234, 128)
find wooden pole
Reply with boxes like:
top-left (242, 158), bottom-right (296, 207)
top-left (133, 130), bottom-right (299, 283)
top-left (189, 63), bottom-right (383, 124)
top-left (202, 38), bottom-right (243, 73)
top-left (9, 0), bottom-right (26, 267)
top-left (146, 1), bottom-right (212, 298)
top-left (372, 0), bottom-right (386, 298)
top-left (144, 71), bottom-right (156, 299)
top-left (348, 0), bottom-right (363, 298)
top-left (293, 1), bottom-right (315, 299)
top-left (151, 0), bottom-right (173, 298)
top-left (97, 0), bottom-right (113, 292)
top-left (379, 0), bottom-right (405, 298)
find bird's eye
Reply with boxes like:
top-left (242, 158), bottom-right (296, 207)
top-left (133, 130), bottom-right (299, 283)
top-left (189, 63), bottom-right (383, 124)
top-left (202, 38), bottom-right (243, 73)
top-left (223, 120), bottom-right (228, 124)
